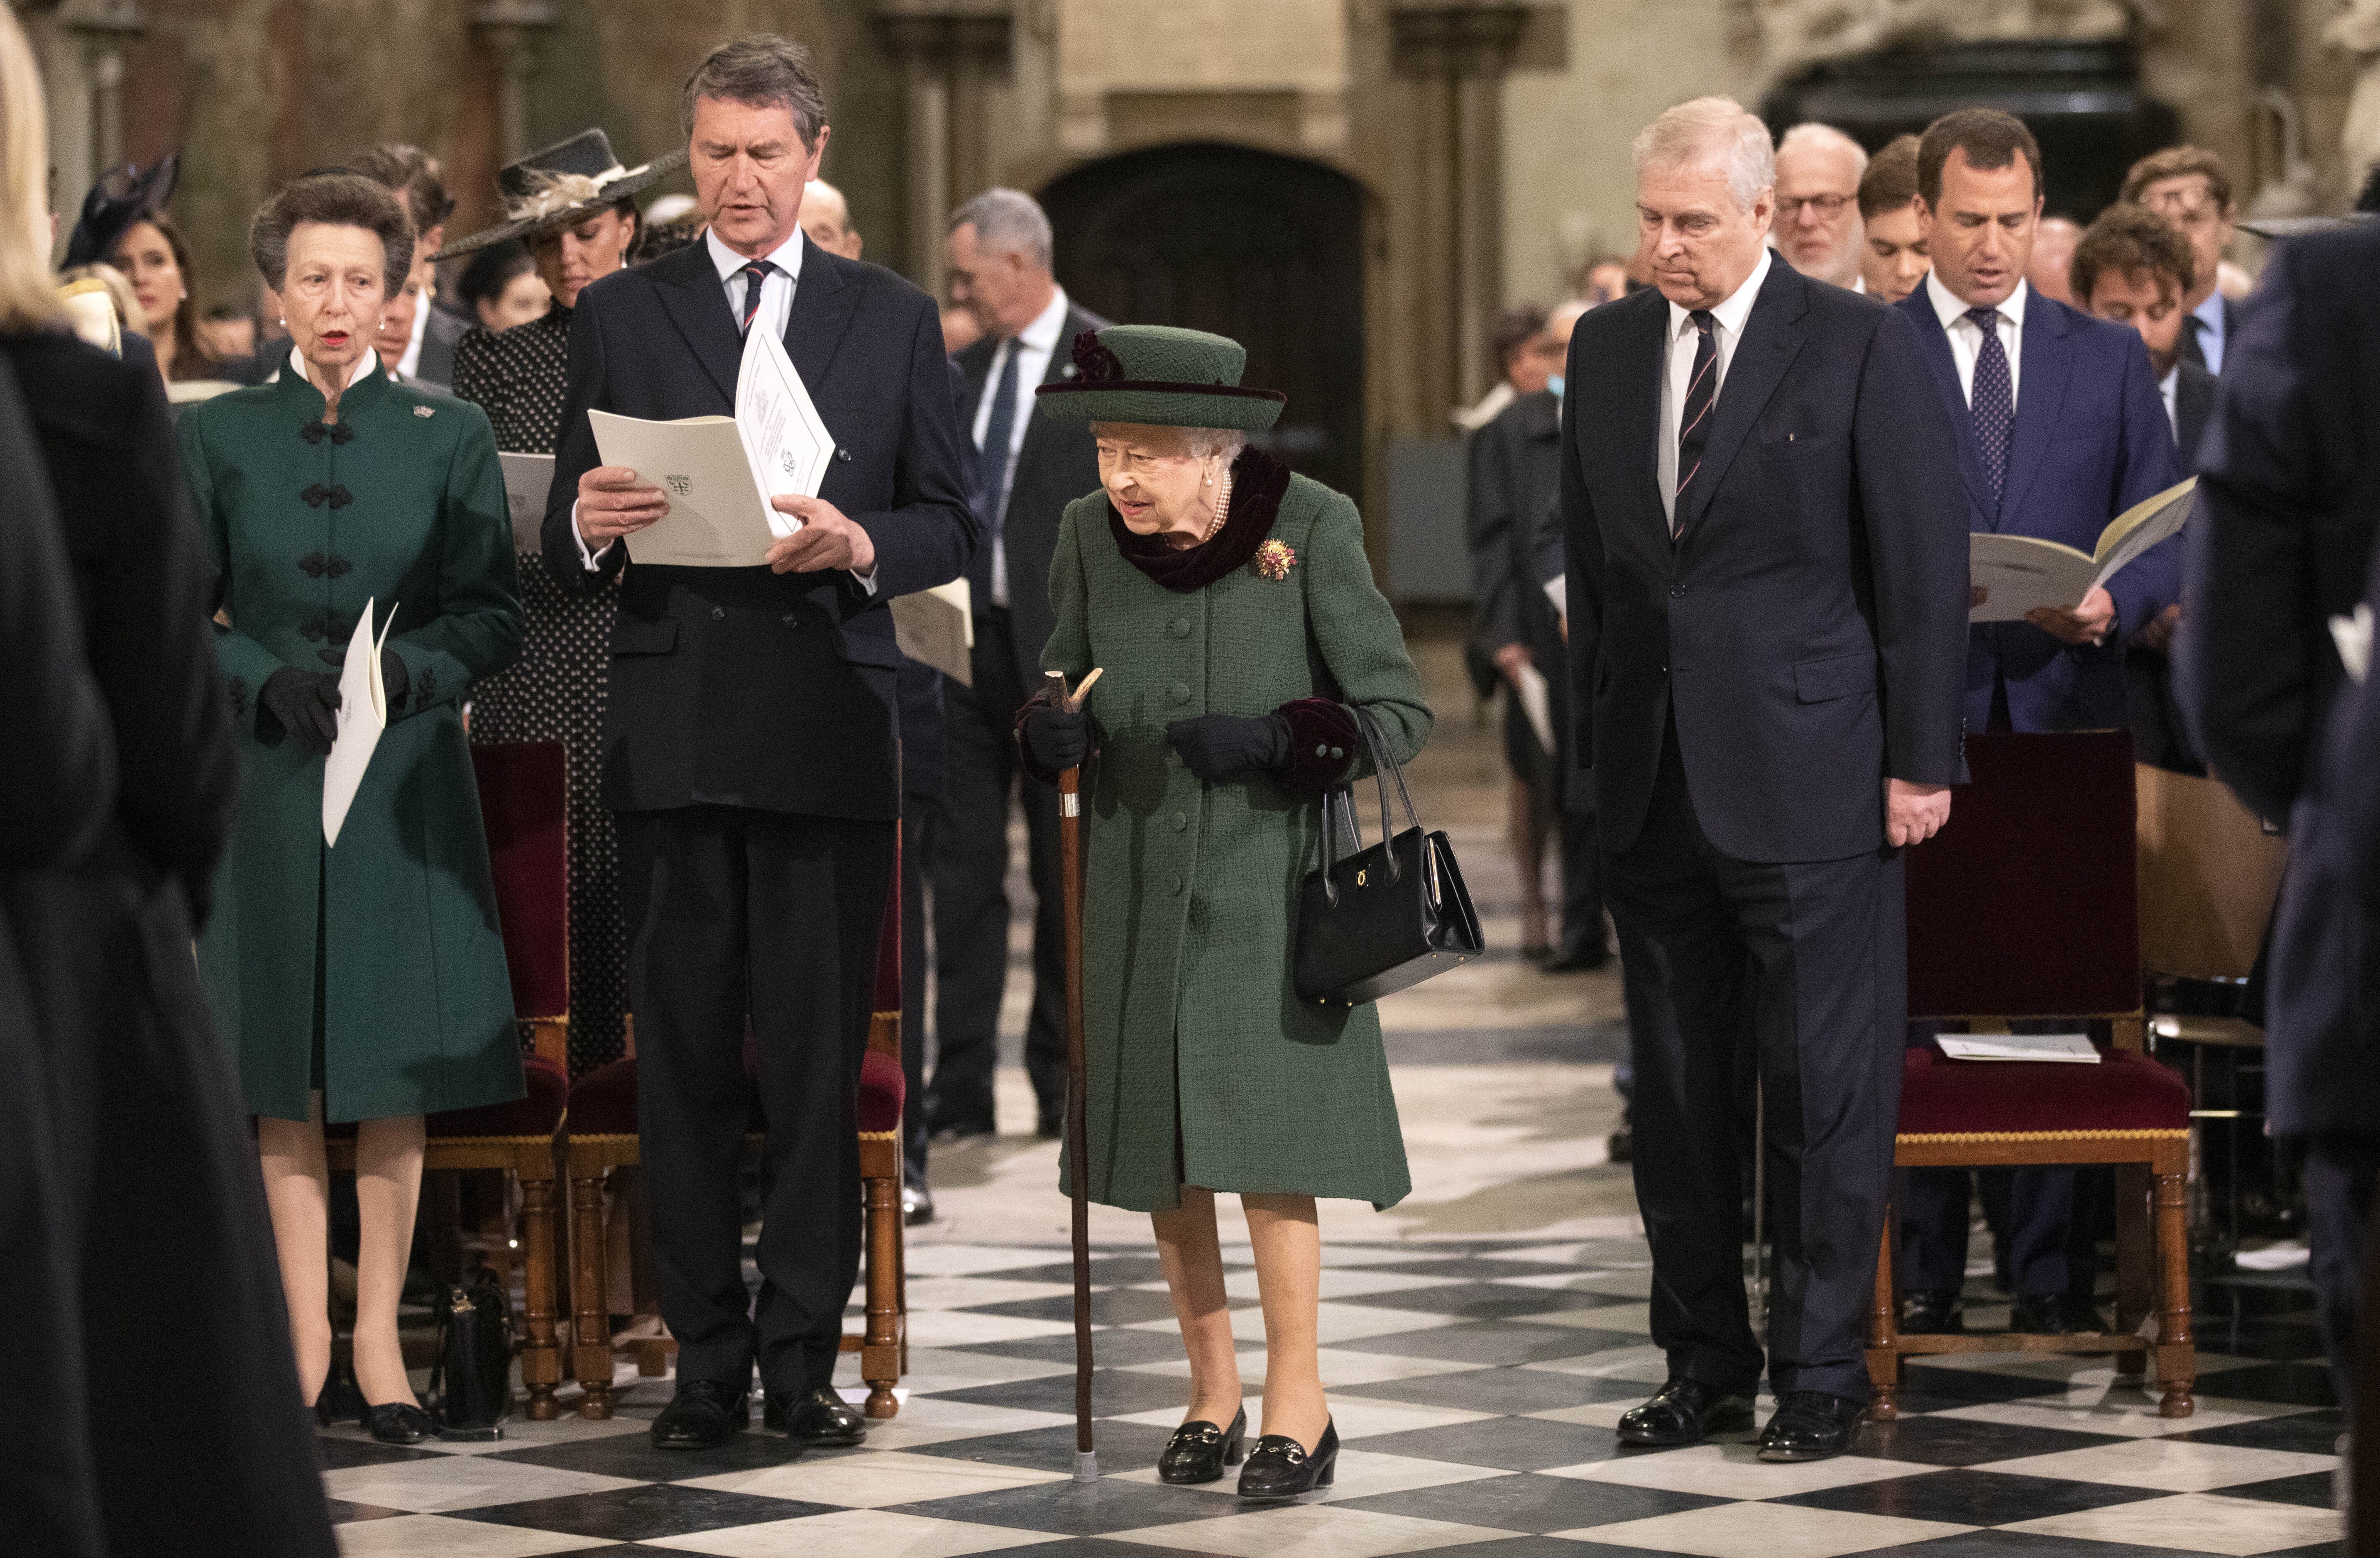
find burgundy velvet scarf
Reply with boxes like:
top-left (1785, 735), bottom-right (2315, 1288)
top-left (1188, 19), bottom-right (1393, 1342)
top-left (1107, 444), bottom-right (1292, 593)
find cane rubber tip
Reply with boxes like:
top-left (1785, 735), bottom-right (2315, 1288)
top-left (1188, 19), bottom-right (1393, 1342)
top-left (1074, 1451), bottom-right (1099, 1482)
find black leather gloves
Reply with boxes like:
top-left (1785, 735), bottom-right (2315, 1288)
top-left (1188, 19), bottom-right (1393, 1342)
top-left (1166, 712), bottom-right (1291, 781)
top-left (379, 648), bottom-right (410, 712)
top-left (261, 667), bottom-right (342, 754)
top-left (1022, 703), bottom-right (1090, 772)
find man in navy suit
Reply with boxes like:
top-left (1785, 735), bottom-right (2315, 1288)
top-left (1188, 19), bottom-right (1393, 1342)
top-left (1893, 109), bottom-right (2180, 1339)
top-left (547, 34), bottom-right (974, 1451)
top-left (2121, 146), bottom-right (2242, 377)
top-left (1561, 98), bottom-right (1968, 1463)
top-left (2185, 222), bottom-right (2380, 1407)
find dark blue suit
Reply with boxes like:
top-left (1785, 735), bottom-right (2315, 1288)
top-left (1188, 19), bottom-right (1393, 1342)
top-left (1561, 259), bottom-right (1969, 1400)
top-left (1898, 285), bottom-right (2181, 733)
top-left (2184, 225), bottom-right (2380, 1404)
top-left (1896, 282), bottom-right (2180, 1305)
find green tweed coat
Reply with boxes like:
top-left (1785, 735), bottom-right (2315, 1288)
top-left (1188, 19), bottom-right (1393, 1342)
top-left (182, 359), bottom-right (526, 1124)
top-left (1042, 460), bottom-right (1433, 1213)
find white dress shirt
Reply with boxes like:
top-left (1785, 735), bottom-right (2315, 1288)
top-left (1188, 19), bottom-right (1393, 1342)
top-left (396, 285), bottom-right (431, 381)
top-left (285, 345), bottom-right (380, 390)
top-left (2158, 364), bottom-right (2180, 440)
top-left (2189, 289), bottom-right (2226, 377)
top-left (970, 285), bottom-right (1070, 607)
top-left (1658, 247), bottom-right (1771, 525)
top-left (1925, 270), bottom-right (2028, 410)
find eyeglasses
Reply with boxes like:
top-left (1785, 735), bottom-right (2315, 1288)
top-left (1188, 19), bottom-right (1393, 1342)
top-left (1777, 194), bottom-right (1851, 220)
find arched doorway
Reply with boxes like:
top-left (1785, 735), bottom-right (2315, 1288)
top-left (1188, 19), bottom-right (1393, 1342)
top-left (1041, 143), bottom-right (1367, 503)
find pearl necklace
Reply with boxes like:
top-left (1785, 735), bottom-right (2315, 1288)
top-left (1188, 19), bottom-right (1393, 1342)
top-left (1201, 469), bottom-right (1234, 544)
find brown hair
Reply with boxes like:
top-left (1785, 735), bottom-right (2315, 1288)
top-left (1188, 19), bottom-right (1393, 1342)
top-left (352, 143), bottom-right (454, 237)
top-left (1494, 302), bottom-right (1548, 369)
top-left (1857, 134), bottom-right (1922, 221)
top-left (249, 172), bottom-right (414, 298)
top-left (681, 34), bottom-right (828, 147)
top-left (108, 209), bottom-right (220, 380)
top-left (2070, 202), bottom-right (2196, 308)
top-left (2118, 144), bottom-right (2234, 213)
top-left (1917, 108), bottom-right (2043, 208)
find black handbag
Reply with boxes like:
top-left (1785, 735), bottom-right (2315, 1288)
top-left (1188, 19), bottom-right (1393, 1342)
top-left (1295, 706), bottom-right (1482, 1006)
top-left (428, 1262), bottom-right (514, 1441)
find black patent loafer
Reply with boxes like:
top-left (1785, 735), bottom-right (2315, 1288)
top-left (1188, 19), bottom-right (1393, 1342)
top-left (2011, 1293), bottom-right (2106, 1336)
top-left (903, 1180), bottom-right (936, 1226)
top-left (651, 1379), bottom-right (750, 1450)
top-left (1158, 1406), bottom-right (1247, 1485)
top-left (1900, 1289), bottom-right (1964, 1335)
top-left (364, 1401), bottom-right (435, 1445)
top-left (764, 1385), bottom-right (867, 1446)
top-left (1236, 1419), bottom-right (1336, 1499)
top-left (1616, 1378), bottom-right (1756, 1447)
top-left (1757, 1390), bottom-right (1865, 1462)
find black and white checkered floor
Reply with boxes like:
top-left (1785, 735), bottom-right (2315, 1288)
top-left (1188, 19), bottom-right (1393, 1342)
top-left (314, 1235), bottom-right (2342, 1558)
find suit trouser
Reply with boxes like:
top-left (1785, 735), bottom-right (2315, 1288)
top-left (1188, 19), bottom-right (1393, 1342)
top-left (618, 805), bottom-right (894, 1395)
top-left (926, 609), bottom-right (1066, 1126)
top-left (1551, 669), bottom-right (1605, 961)
top-left (1605, 721), bottom-right (1905, 1400)
top-left (2304, 1133), bottom-right (2379, 1421)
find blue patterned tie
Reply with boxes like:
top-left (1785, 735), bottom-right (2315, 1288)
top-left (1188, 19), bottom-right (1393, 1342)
top-left (1968, 305), bottom-right (2013, 508)
top-left (967, 342), bottom-right (1022, 603)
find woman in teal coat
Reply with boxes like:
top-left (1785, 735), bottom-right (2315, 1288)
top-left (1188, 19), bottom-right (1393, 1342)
top-left (1021, 326), bottom-right (1432, 1499)
top-left (182, 171), bottom-right (523, 1443)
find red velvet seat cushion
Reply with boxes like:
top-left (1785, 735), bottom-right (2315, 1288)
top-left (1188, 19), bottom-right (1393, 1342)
top-left (858, 1048), bottom-right (905, 1134)
top-left (1898, 1047), bottom-right (2189, 1136)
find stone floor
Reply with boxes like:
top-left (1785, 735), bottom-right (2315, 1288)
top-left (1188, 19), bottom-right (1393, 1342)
top-left (313, 634), bottom-right (2342, 1556)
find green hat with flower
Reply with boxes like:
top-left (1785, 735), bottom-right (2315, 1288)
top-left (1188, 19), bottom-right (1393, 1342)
top-left (1034, 324), bottom-right (1285, 431)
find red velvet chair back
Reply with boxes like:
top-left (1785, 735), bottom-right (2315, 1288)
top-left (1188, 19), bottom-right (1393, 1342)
top-left (1905, 731), bottom-right (2139, 1020)
top-left (470, 741), bottom-right (570, 1023)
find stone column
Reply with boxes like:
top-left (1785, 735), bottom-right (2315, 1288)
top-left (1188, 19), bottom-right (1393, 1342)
top-left (1389, 0), bottom-right (1529, 410)
top-left (51, 0), bottom-right (146, 204)
top-left (873, 0), bottom-right (1015, 294)
top-left (472, 1), bottom-right (558, 161)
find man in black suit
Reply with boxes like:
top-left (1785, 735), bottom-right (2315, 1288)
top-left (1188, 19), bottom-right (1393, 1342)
top-left (928, 188), bottom-right (1108, 1140)
top-left (545, 34), bottom-right (974, 1451)
top-left (2184, 222), bottom-right (2380, 1407)
top-left (1561, 97), bottom-right (1968, 1462)
top-left (2121, 145), bottom-right (2241, 376)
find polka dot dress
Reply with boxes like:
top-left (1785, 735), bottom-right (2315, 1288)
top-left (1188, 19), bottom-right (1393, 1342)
top-left (454, 303), bottom-right (627, 1072)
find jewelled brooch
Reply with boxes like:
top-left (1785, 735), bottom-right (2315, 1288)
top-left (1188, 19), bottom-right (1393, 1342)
top-left (1255, 539), bottom-right (1296, 581)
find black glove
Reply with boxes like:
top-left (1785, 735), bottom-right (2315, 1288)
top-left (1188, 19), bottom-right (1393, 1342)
top-left (1165, 713), bottom-right (1290, 781)
top-left (379, 647), bottom-right (410, 712)
top-left (261, 667), bottom-right (342, 755)
top-left (1023, 704), bottom-right (1089, 772)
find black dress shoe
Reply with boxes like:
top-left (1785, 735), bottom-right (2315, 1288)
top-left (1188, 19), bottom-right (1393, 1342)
top-left (364, 1401), bottom-right (435, 1445)
top-left (1900, 1289), bottom-right (1964, 1334)
top-left (1237, 1419), bottom-right (1336, 1499)
top-left (1616, 1379), bottom-right (1756, 1447)
top-left (1158, 1406), bottom-right (1246, 1485)
top-left (903, 1180), bottom-right (936, 1226)
top-left (2011, 1293), bottom-right (2106, 1335)
top-left (651, 1379), bottom-right (750, 1449)
top-left (1757, 1390), bottom-right (1865, 1462)
top-left (1035, 1110), bottom-right (1063, 1140)
top-left (764, 1385), bottom-right (867, 1446)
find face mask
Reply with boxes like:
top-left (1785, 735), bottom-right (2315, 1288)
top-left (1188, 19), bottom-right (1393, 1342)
top-left (1546, 374), bottom-right (1565, 401)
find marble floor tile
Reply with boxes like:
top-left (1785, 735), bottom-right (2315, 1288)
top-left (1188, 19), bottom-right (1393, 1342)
top-left (1995, 1491), bottom-right (2342, 1554)
top-left (1544, 1443), bottom-right (1937, 1499)
top-left (1104, 1504), bottom-right (1519, 1557)
top-left (674, 1450), bottom-right (1070, 1508)
top-left (641, 1509), bottom-right (1062, 1556)
top-left (1971, 1438), bottom-right (2338, 1492)
top-left (331, 1512), bottom-right (626, 1556)
top-left (1555, 1500), bottom-right (1972, 1557)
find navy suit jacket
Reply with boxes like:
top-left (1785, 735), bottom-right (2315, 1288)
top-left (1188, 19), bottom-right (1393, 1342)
top-left (541, 234), bottom-right (976, 821)
top-left (1560, 260), bottom-right (1970, 864)
top-left (1897, 287), bottom-right (2180, 733)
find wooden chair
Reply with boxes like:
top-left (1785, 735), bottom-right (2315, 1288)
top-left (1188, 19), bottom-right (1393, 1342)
top-left (2136, 762), bottom-right (2286, 1048)
top-left (326, 740), bottom-right (572, 1419)
top-left (1866, 731), bottom-right (2198, 1419)
top-left (561, 851), bottom-right (910, 1420)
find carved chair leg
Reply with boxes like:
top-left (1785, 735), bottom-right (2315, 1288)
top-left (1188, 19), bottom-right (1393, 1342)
top-left (518, 1158), bottom-right (562, 1421)
top-left (2153, 1165), bottom-right (2196, 1416)
top-left (1866, 1199), bottom-right (1905, 1419)
top-left (2113, 1162), bottom-right (2153, 1378)
top-left (568, 1165), bottom-right (615, 1420)
top-left (861, 1167), bottom-right (903, 1418)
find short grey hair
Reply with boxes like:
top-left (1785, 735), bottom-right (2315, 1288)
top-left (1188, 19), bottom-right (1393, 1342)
top-left (1633, 97), bottom-right (1776, 213)
top-left (1777, 122), bottom-right (1869, 178)
top-left (947, 187), bottom-right (1053, 272)
top-left (682, 34), bottom-right (828, 147)
top-left (1184, 429), bottom-right (1246, 464)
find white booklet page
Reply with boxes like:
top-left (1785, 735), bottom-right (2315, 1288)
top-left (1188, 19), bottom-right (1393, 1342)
top-left (323, 599), bottom-right (396, 847)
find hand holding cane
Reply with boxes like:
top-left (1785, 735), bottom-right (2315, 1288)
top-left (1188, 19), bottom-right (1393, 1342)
top-left (1046, 666), bottom-right (1102, 1482)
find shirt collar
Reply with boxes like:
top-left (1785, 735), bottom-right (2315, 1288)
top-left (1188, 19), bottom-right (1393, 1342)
top-left (707, 225), bottom-right (807, 287)
top-left (286, 345), bottom-right (379, 389)
top-left (1929, 270), bottom-right (2029, 332)
top-left (1013, 285), bottom-right (1070, 354)
top-left (1667, 247), bottom-right (1771, 343)
top-left (2191, 288), bottom-right (2224, 335)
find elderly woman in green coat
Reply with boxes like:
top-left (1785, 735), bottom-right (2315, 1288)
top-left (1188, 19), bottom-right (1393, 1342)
top-left (181, 171), bottom-right (523, 1444)
top-left (1020, 326), bottom-right (1432, 1499)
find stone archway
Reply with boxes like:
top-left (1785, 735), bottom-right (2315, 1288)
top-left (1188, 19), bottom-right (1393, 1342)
top-left (1040, 142), bottom-right (1368, 505)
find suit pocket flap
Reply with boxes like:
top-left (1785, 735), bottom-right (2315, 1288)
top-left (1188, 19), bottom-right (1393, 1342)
top-left (612, 616), bottom-right (678, 656)
top-left (838, 630), bottom-right (905, 669)
top-left (1793, 652), bottom-right (1878, 703)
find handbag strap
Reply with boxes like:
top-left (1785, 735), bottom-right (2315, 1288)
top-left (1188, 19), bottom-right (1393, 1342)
top-left (1314, 705), bottom-right (1421, 904)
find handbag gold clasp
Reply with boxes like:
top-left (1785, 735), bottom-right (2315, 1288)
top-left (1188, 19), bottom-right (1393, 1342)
top-left (1356, 869), bottom-right (1367, 887)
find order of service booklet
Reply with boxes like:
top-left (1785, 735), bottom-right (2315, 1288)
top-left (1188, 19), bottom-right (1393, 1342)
top-left (1969, 476), bottom-right (2199, 623)
top-left (323, 598), bottom-right (396, 847)
top-left (587, 320), bottom-right (836, 567)
top-left (891, 578), bottom-right (975, 685)
top-left (499, 452), bottom-right (555, 552)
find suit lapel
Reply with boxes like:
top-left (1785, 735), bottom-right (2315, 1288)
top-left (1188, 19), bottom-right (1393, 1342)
top-left (652, 242), bottom-right (744, 406)
top-left (1997, 298), bottom-right (2073, 524)
top-left (783, 235), bottom-right (861, 397)
top-left (1612, 293), bottom-right (1667, 536)
top-left (1902, 293), bottom-right (1996, 531)
top-left (1010, 305), bottom-right (1098, 486)
top-left (1676, 261), bottom-right (1805, 538)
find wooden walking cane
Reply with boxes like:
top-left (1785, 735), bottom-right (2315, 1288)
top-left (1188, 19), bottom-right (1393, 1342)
top-left (1047, 666), bottom-right (1103, 1483)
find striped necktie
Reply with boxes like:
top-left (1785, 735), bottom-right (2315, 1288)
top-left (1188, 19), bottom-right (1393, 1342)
top-left (736, 260), bottom-right (777, 339)
top-left (1673, 309), bottom-right (1717, 534)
